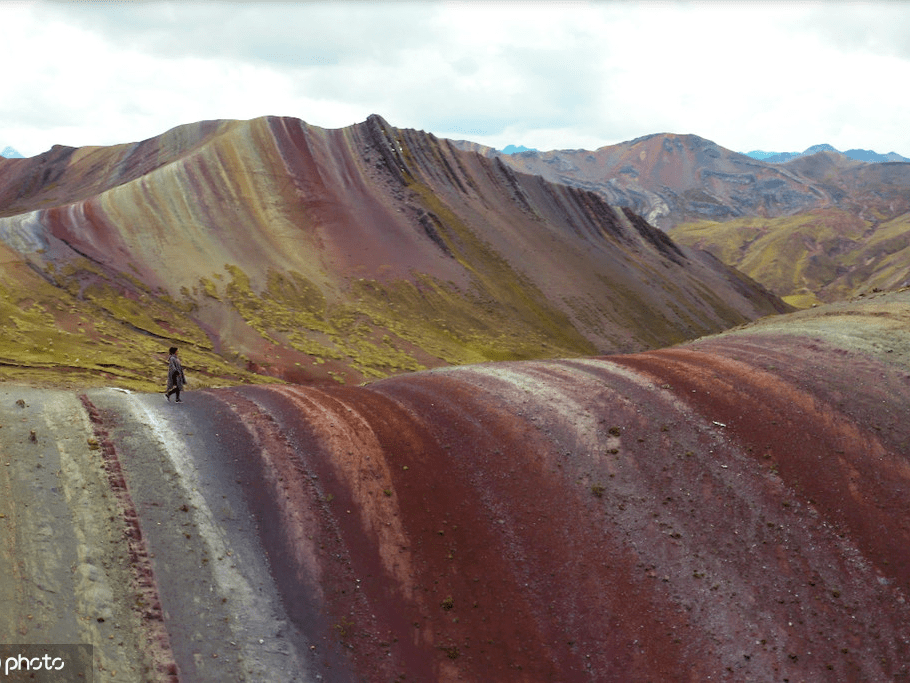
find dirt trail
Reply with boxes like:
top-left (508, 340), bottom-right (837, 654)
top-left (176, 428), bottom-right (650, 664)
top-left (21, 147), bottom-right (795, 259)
top-left (0, 387), bottom-right (321, 682)
top-left (82, 388), bottom-right (319, 682)
top-left (0, 387), bottom-right (169, 681)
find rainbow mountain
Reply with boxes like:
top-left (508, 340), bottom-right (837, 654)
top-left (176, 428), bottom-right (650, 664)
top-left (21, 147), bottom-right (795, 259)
top-left (0, 115), bottom-right (786, 388)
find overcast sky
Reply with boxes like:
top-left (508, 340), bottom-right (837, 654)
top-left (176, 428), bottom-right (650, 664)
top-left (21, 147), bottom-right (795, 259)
top-left (2, 1), bottom-right (909, 158)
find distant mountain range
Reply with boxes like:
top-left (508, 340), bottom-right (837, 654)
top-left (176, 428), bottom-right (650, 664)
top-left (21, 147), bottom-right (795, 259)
top-left (0, 146), bottom-right (24, 158)
top-left (499, 142), bottom-right (908, 164)
top-left (455, 134), bottom-right (910, 231)
top-left (744, 144), bottom-right (910, 164)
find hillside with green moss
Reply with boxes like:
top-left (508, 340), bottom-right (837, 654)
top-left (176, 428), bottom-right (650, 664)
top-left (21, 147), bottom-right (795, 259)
top-left (669, 209), bottom-right (910, 307)
top-left (0, 242), bottom-right (270, 389)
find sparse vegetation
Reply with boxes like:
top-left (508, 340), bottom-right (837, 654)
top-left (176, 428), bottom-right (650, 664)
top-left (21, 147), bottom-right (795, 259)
top-left (671, 209), bottom-right (910, 305)
top-left (0, 256), bottom-right (266, 390)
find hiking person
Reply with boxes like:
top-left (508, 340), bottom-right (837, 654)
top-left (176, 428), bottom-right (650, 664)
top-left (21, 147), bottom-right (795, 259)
top-left (164, 346), bottom-right (187, 402)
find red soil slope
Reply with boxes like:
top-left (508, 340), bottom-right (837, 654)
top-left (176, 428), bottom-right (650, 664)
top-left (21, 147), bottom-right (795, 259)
top-left (194, 290), bottom-right (910, 681)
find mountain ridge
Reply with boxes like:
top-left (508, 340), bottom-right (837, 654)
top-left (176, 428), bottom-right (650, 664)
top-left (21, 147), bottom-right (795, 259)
top-left (452, 133), bottom-right (834, 229)
top-left (0, 114), bottom-right (787, 388)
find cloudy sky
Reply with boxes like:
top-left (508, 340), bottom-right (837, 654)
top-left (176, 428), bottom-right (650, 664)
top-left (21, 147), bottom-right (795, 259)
top-left (2, 1), bottom-right (909, 158)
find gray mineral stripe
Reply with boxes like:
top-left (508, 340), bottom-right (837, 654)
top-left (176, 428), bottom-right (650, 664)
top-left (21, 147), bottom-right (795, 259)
top-left (0, 388), bottom-right (81, 642)
top-left (113, 390), bottom-right (312, 682)
top-left (42, 392), bottom-right (151, 681)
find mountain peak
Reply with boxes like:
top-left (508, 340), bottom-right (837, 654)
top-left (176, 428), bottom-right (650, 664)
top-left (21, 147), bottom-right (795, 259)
top-left (803, 143), bottom-right (838, 155)
top-left (1, 146), bottom-right (24, 159)
top-left (500, 144), bottom-right (537, 155)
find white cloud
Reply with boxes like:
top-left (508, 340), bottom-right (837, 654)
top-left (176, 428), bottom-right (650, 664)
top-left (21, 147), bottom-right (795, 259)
top-left (1, 1), bottom-right (908, 157)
